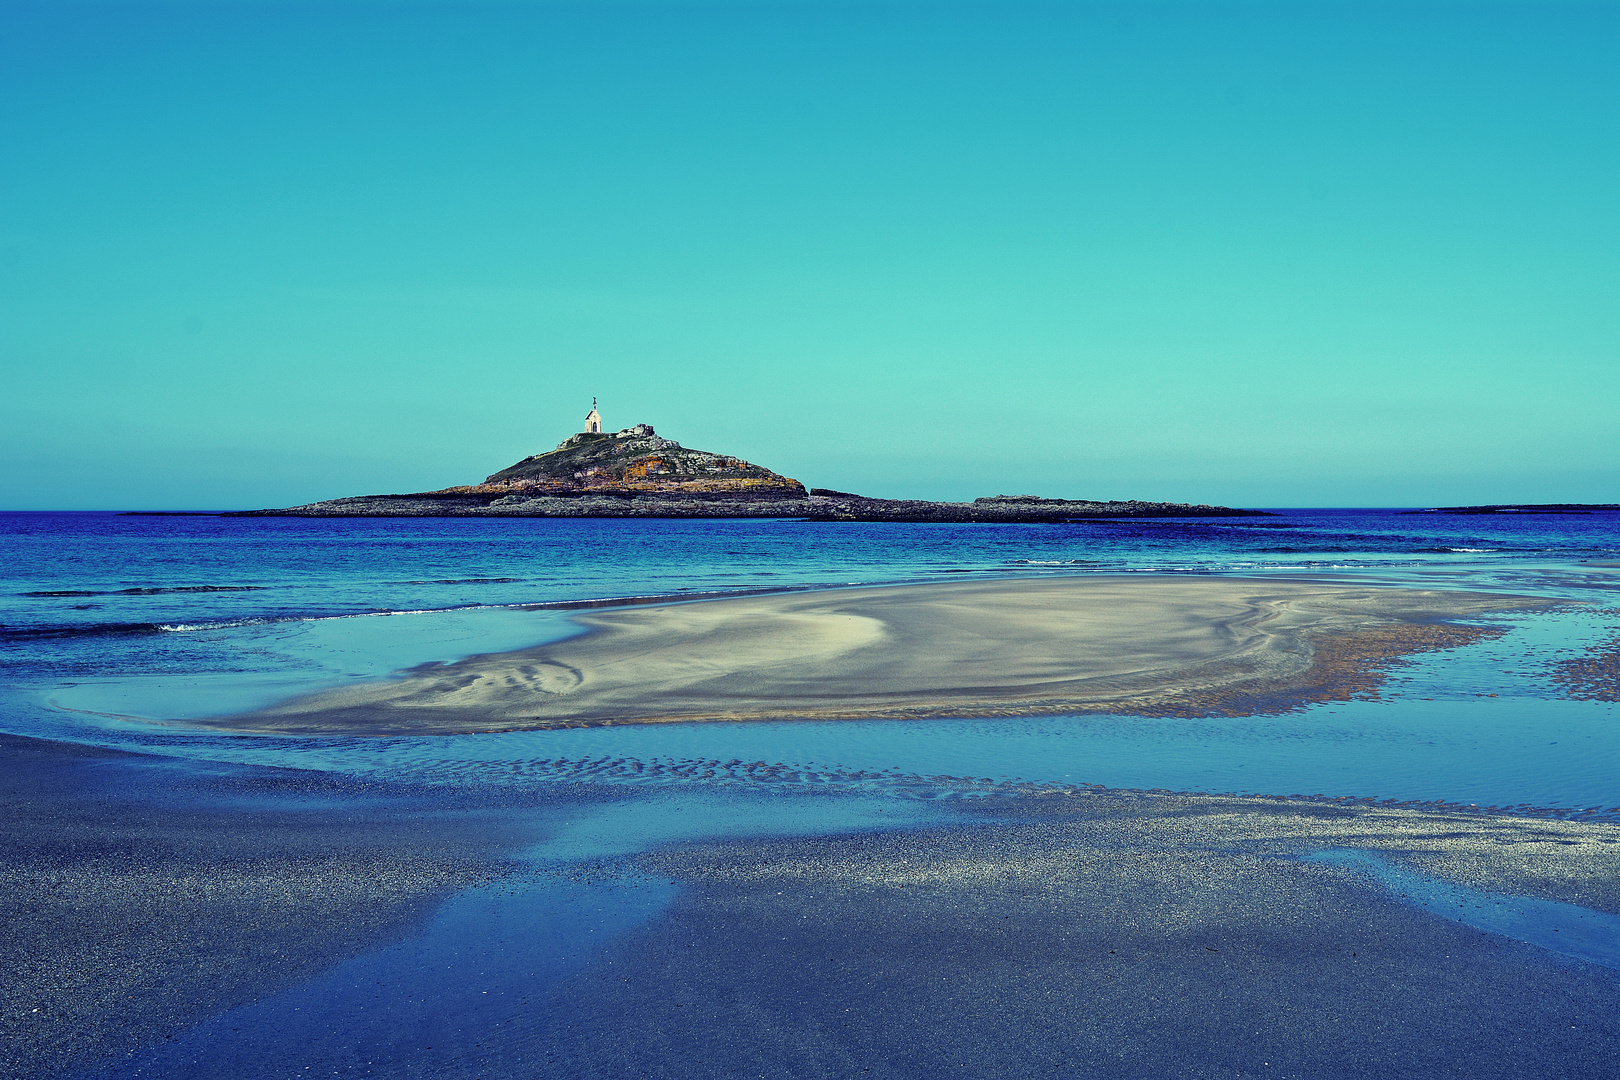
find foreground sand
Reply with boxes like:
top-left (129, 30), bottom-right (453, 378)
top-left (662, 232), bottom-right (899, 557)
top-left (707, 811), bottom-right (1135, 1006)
top-left (9, 729), bottom-right (1616, 1079)
top-left (199, 576), bottom-right (1551, 736)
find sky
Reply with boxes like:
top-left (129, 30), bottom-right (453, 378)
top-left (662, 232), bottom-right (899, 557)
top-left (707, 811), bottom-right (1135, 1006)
top-left (0, 0), bottom-right (1615, 510)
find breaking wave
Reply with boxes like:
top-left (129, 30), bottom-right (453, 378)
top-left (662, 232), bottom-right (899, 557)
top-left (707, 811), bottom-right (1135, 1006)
top-left (22, 585), bottom-right (267, 597)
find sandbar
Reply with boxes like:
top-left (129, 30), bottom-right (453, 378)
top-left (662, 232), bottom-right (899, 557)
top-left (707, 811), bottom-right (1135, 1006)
top-left (198, 576), bottom-right (1552, 736)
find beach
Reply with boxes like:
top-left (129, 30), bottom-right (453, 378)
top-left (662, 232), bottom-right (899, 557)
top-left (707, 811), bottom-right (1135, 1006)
top-left (4, 511), bottom-right (1618, 1078)
top-left (206, 576), bottom-right (1552, 735)
top-left (8, 0), bottom-right (1620, 1069)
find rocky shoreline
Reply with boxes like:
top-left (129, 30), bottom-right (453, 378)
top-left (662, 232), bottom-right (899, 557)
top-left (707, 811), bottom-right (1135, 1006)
top-left (231, 491), bottom-right (1265, 522)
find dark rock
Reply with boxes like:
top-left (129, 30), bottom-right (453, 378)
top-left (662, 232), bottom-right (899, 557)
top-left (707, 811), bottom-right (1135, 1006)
top-left (478, 424), bottom-right (805, 498)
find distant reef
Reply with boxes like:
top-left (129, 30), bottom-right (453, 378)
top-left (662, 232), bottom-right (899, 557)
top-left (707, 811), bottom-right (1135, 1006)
top-left (234, 424), bottom-right (1266, 522)
top-left (1404, 504), bottom-right (1620, 516)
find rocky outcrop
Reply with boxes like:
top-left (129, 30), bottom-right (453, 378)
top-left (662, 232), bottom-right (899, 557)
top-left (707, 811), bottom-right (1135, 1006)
top-left (458, 425), bottom-right (806, 498)
top-left (234, 423), bottom-right (1266, 520)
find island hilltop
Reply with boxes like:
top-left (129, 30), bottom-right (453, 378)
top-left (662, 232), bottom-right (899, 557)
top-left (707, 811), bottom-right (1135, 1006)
top-left (240, 400), bottom-right (1263, 521)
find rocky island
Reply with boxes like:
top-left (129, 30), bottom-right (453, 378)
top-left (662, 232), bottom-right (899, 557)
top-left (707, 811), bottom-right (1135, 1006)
top-left (238, 407), bottom-right (1262, 522)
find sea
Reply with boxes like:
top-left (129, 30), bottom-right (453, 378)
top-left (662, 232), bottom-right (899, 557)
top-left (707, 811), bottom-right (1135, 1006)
top-left (6, 508), bottom-right (1620, 1078)
top-left (2, 508), bottom-right (1617, 815)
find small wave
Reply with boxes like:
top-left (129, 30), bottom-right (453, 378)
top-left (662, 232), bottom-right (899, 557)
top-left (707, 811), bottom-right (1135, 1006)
top-left (0, 621), bottom-right (171, 641)
top-left (2, 607), bottom-right (481, 642)
top-left (3, 588), bottom-right (847, 644)
top-left (156, 618), bottom-right (279, 632)
top-left (1418, 546), bottom-right (1522, 554)
top-left (22, 585), bottom-right (266, 598)
top-left (2, 614), bottom-right (318, 641)
top-left (510, 584), bottom-right (830, 611)
top-left (394, 577), bottom-right (526, 586)
top-left (1247, 544), bottom-right (1527, 556)
top-left (1009, 559), bottom-right (1103, 566)
top-left (156, 604), bottom-right (495, 633)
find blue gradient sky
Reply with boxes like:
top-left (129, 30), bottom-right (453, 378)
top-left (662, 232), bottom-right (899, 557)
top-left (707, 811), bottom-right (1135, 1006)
top-left (1, 1), bottom-right (1614, 509)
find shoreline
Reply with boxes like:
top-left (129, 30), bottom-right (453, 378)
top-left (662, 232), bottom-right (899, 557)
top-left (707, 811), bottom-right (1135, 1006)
top-left (192, 575), bottom-right (1556, 737)
top-left (223, 492), bottom-right (1268, 522)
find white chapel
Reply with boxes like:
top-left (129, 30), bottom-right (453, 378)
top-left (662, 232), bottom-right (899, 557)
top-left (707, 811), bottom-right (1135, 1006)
top-left (583, 398), bottom-right (602, 434)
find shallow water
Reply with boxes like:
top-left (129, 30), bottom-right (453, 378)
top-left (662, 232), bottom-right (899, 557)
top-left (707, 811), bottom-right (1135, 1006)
top-left (3, 510), bottom-right (1618, 813)
top-left (16, 598), bottom-right (1617, 816)
top-left (38, 689), bottom-right (1620, 814)
top-left (1302, 849), bottom-right (1620, 971)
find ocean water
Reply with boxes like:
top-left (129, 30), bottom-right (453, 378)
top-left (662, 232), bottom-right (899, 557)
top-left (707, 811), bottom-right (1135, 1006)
top-left (2, 509), bottom-right (1618, 811)
top-left (8, 509), bottom-right (1620, 1079)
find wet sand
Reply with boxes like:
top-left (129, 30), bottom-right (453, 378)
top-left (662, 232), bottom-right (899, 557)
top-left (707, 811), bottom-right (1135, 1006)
top-left (1549, 605), bottom-right (1620, 701)
top-left (0, 733), bottom-right (553, 1080)
top-left (202, 576), bottom-right (1551, 735)
top-left (539, 794), bottom-right (1620, 1080)
top-left (14, 726), bottom-right (1615, 1080)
